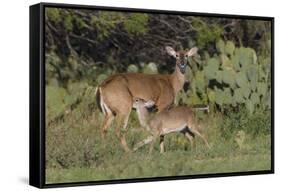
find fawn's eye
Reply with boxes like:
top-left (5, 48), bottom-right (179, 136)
top-left (176, 54), bottom-right (179, 58)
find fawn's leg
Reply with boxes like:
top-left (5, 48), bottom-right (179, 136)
top-left (149, 135), bottom-right (158, 154)
top-left (191, 127), bottom-right (210, 149)
top-left (184, 132), bottom-right (194, 148)
top-left (160, 135), bottom-right (165, 153)
top-left (181, 126), bottom-right (195, 148)
top-left (133, 135), bottom-right (154, 151)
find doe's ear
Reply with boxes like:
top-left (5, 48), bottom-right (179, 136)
top-left (144, 100), bottom-right (155, 108)
top-left (165, 46), bottom-right (177, 58)
top-left (187, 47), bottom-right (198, 57)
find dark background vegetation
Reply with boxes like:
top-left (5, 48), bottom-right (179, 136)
top-left (45, 8), bottom-right (271, 83)
top-left (45, 7), bottom-right (272, 183)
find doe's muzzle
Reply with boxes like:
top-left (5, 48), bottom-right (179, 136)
top-left (179, 63), bottom-right (187, 74)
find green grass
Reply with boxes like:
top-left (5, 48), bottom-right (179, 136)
top-left (45, 84), bottom-right (272, 184)
top-left (46, 146), bottom-right (271, 183)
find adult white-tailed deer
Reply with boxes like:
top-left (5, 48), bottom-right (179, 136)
top-left (132, 98), bottom-right (210, 153)
top-left (96, 46), bottom-right (198, 152)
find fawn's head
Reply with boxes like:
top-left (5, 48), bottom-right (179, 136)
top-left (166, 46), bottom-right (198, 74)
top-left (133, 98), bottom-right (155, 109)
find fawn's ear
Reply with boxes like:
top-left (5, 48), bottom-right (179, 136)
top-left (187, 47), bottom-right (198, 57)
top-left (144, 100), bottom-right (155, 108)
top-left (166, 46), bottom-right (177, 58)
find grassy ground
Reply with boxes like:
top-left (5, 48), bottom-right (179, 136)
top-left (46, 141), bottom-right (271, 183)
top-left (45, 84), bottom-right (272, 184)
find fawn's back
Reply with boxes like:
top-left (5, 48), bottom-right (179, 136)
top-left (149, 106), bottom-right (196, 134)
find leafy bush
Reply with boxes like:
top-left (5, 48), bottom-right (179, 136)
top-left (218, 107), bottom-right (271, 140)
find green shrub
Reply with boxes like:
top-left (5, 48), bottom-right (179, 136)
top-left (218, 108), bottom-right (271, 139)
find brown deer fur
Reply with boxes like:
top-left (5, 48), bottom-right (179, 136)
top-left (132, 98), bottom-right (210, 153)
top-left (96, 46), bottom-right (198, 152)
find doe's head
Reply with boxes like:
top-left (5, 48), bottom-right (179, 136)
top-left (165, 46), bottom-right (198, 74)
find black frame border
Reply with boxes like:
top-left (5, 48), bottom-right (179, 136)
top-left (29, 2), bottom-right (275, 189)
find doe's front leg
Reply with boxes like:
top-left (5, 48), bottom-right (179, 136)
top-left (115, 114), bottom-right (131, 152)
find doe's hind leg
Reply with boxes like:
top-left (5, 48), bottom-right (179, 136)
top-left (101, 113), bottom-right (114, 139)
top-left (115, 111), bottom-right (132, 153)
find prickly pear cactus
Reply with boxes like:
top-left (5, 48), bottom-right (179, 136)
top-left (181, 39), bottom-right (271, 114)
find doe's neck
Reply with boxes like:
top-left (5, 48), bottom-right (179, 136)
top-left (170, 66), bottom-right (186, 94)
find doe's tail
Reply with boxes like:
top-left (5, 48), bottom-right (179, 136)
top-left (95, 86), bottom-right (102, 113)
top-left (95, 86), bottom-right (113, 115)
